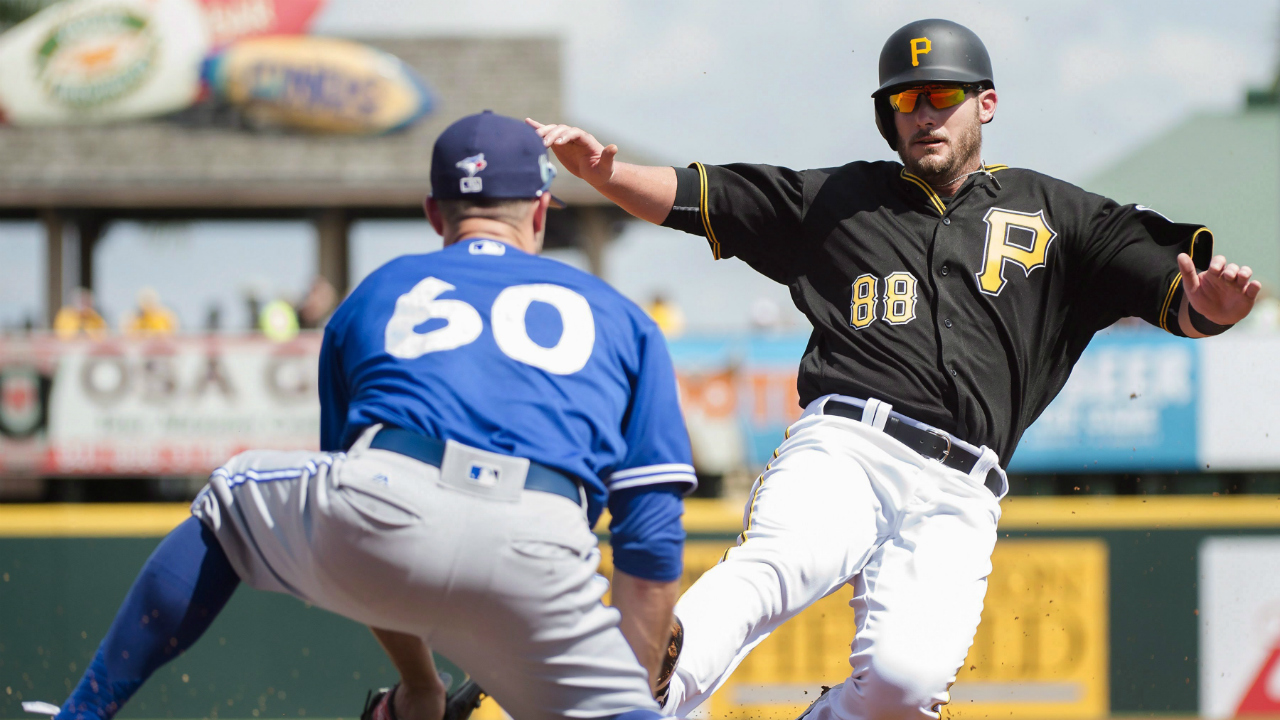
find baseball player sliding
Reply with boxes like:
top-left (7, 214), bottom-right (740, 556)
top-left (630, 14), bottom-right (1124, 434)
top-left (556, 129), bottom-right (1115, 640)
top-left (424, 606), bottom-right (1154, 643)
top-left (532, 17), bottom-right (1263, 720)
top-left (40, 112), bottom-right (697, 720)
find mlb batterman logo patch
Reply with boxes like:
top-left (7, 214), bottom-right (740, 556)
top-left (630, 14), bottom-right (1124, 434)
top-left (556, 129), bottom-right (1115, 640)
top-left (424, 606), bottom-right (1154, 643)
top-left (456, 153), bottom-right (487, 193)
top-left (468, 463), bottom-right (500, 487)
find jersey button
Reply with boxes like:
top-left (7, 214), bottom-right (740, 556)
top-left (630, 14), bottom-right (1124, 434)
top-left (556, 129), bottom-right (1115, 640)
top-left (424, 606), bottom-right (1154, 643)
top-left (942, 217), bottom-right (951, 225)
top-left (951, 368), bottom-right (958, 377)
top-left (944, 318), bottom-right (953, 328)
top-left (940, 264), bottom-right (950, 276)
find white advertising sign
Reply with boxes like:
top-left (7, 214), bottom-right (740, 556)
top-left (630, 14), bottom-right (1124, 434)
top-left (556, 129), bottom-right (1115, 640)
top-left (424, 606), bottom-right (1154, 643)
top-left (1199, 335), bottom-right (1280, 470)
top-left (44, 336), bottom-right (319, 474)
top-left (1199, 537), bottom-right (1280, 718)
top-left (0, 0), bottom-right (209, 125)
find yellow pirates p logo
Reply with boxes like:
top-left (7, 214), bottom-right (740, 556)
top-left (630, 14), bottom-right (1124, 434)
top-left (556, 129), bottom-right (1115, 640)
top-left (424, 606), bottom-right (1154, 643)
top-left (910, 37), bottom-right (932, 67)
top-left (976, 208), bottom-right (1058, 296)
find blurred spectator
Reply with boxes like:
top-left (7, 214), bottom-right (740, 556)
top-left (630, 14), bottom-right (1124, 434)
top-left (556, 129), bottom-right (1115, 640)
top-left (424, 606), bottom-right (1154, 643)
top-left (297, 275), bottom-right (337, 329)
top-left (749, 297), bottom-right (783, 332)
top-left (244, 291), bottom-right (262, 332)
top-left (205, 304), bottom-right (222, 332)
top-left (53, 288), bottom-right (108, 339)
top-left (123, 287), bottom-right (179, 336)
top-left (645, 293), bottom-right (686, 337)
top-left (259, 299), bottom-right (300, 342)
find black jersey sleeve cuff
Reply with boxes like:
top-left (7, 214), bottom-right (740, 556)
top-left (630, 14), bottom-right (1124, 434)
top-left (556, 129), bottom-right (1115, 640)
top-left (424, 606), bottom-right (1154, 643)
top-left (660, 165), bottom-right (707, 237)
top-left (1157, 226), bottom-right (1213, 335)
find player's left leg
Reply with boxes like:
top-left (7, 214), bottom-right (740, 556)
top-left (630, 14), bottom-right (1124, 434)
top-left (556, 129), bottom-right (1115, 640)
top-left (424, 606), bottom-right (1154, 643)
top-left (796, 460), bottom-right (1001, 720)
top-left (57, 517), bottom-right (241, 720)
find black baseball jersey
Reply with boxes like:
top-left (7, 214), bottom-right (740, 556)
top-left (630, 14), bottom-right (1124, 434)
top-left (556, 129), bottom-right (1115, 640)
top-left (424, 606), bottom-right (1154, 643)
top-left (662, 161), bottom-right (1213, 464)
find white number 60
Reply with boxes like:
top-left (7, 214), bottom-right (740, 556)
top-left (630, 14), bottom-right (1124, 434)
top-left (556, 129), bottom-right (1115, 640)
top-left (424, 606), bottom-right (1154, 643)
top-left (384, 277), bottom-right (596, 375)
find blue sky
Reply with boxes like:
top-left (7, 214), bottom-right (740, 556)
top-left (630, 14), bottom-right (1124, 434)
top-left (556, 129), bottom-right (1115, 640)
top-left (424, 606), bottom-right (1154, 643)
top-left (0, 0), bottom-right (1275, 331)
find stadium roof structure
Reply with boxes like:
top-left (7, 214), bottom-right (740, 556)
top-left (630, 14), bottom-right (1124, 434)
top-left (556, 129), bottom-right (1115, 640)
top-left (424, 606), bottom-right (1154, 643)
top-left (1085, 106), bottom-right (1279, 293)
top-left (0, 37), bottom-right (652, 318)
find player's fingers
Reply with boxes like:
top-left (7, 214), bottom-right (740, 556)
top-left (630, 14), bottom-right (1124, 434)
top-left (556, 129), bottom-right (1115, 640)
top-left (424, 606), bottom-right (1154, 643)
top-left (552, 128), bottom-right (585, 145)
top-left (1245, 280), bottom-right (1262, 299)
top-left (597, 144), bottom-right (619, 173)
top-left (525, 117), bottom-right (545, 130)
top-left (537, 125), bottom-right (565, 143)
top-left (1236, 266), bottom-right (1254, 288)
top-left (1208, 255), bottom-right (1226, 275)
top-left (535, 124), bottom-right (567, 142)
top-left (1177, 253), bottom-right (1200, 293)
top-left (1222, 263), bottom-right (1240, 283)
top-left (560, 129), bottom-right (597, 148)
top-left (540, 126), bottom-right (574, 146)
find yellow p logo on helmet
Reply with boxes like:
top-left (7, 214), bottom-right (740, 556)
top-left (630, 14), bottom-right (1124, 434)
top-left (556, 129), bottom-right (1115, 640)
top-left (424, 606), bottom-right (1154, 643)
top-left (909, 37), bottom-right (932, 67)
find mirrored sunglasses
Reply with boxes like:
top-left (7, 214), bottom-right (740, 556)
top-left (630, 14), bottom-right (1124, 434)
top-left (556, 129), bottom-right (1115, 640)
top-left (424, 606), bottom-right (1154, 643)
top-left (888, 85), bottom-right (977, 113)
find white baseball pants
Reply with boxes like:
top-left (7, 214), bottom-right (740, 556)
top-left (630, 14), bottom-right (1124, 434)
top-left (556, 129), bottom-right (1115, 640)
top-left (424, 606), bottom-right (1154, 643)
top-left (192, 427), bottom-right (657, 720)
top-left (664, 395), bottom-right (1005, 720)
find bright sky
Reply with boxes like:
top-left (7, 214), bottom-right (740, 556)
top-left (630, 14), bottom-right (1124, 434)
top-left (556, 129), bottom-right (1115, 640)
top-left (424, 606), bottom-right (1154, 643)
top-left (0, 0), bottom-right (1275, 331)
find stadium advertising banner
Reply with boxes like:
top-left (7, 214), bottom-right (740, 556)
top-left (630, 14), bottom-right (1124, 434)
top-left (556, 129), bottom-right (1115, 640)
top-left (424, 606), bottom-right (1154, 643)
top-left (1199, 537), bottom-right (1280, 718)
top-left (558, 537), bottom-right (1108, 720)
top-left (1007, 331), bottom-right (1199, 472)
top-left (0, 335), bottom-right (320, 475)
top-left (0, 330), bottom-right (1276, 477)
top-left (949, 539), bottom-right (1109, 720)
top-left (0, 0), bottom-right (210, 125)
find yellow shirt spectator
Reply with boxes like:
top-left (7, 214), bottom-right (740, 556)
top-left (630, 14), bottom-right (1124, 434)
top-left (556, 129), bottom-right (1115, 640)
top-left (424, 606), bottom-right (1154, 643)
top-left (123, 288), bottom-right (179, 337)
top-left (54, 288), bottom-right (108, 339)
top-left (645, 295), bottom-right (686, 338)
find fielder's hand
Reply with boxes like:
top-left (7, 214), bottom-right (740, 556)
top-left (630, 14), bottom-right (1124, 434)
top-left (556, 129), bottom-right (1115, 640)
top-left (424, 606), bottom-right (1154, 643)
top-left (526, 119), bottom-right (618, 187)
top-left (1178, 253), bottom-right (1262, 326)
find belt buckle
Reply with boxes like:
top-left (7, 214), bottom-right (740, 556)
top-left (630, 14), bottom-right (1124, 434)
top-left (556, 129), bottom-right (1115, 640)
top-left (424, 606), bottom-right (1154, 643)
top-left (927, 428), bottom-right (952, 463)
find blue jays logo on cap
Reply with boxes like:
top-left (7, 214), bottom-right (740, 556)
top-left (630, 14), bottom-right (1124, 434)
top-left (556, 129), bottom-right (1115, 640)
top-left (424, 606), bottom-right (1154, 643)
top-left (456, 153), bottom-right (487, 193)
top-left (431, 111), bottom-right (565, 207)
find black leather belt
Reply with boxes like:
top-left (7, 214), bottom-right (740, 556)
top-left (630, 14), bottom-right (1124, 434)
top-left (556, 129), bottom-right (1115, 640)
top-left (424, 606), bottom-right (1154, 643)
top-left (368, 428), bottom-right (584, 506)
top-left (822, 400), bottom-right (1003, 497)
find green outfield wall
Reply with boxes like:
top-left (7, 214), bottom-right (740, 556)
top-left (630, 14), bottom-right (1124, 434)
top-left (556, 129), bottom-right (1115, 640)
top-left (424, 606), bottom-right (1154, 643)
top-left (1, 498), bottom-right (1279, 719)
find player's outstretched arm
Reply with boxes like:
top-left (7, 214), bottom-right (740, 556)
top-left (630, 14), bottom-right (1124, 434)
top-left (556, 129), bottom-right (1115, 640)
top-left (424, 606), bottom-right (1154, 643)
top-left (1176, 253), bottom-right (1263, 338)
top-left (525, 118), bottom-right (677, 225)
top-left (369, 628), bottom-right (447, 720)
top-left (612, 570), bottom-right (680, 690)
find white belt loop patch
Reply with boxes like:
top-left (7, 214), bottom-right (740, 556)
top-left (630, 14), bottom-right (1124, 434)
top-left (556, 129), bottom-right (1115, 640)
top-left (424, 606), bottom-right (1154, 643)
top-left (861, 398), bottom-right (893, 431)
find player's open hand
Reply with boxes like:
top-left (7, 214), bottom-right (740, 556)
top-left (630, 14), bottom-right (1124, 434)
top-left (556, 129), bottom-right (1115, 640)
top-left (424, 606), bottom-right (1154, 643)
top-left (526, 118), bottom-right (618, 187)
top-left (1178, 252), bottom-right (1262, 326)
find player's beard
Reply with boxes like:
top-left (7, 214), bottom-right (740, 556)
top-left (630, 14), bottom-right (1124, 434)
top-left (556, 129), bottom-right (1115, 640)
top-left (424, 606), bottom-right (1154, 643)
top-left (897, 105), bottom-right (983, 186)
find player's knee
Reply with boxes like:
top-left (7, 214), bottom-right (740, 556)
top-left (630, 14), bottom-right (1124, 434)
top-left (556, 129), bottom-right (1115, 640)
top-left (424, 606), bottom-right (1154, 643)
top-left (844, 651), bottom-right (953, 719)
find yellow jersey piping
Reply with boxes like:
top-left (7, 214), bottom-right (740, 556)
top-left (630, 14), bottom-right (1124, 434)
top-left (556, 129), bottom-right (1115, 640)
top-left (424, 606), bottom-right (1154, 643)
top-left (722, 426), bottom-right (789, 562)
top-left (1159, 227), bottom-right (1211, 333)
top-left (1190, 227), bottom-right (1211, 265)
top-left (899, 169), bottom-right (946, 215)
top-left (1158, 273), bottom-right (1182, 333)
top-left (693, 162), bottom-right (722, 259)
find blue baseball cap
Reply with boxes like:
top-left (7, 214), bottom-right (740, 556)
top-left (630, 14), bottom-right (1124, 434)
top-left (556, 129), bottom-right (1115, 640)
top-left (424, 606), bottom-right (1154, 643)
top-left (430, 111), bottom-right (566, 208)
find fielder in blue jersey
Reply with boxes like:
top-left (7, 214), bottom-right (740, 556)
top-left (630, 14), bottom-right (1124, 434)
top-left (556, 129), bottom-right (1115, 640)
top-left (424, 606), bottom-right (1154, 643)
top-left (45, 112), bottom-right (696, 720)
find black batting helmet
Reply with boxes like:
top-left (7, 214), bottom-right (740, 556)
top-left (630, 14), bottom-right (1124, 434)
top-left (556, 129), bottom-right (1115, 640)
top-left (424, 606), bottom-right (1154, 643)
top-left (871, 19), bottom-right (994, 150)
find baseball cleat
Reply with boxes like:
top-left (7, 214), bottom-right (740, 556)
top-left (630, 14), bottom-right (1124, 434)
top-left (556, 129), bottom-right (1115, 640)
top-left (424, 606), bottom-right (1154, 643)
top-left (443, 679), bottom-right (486, 720)
top-left (361, 679), bottom-right (487, 720)
top-left (361, 684), bottom-right (400, 720)
top-left (653, 615), bottom-right (684, 706)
